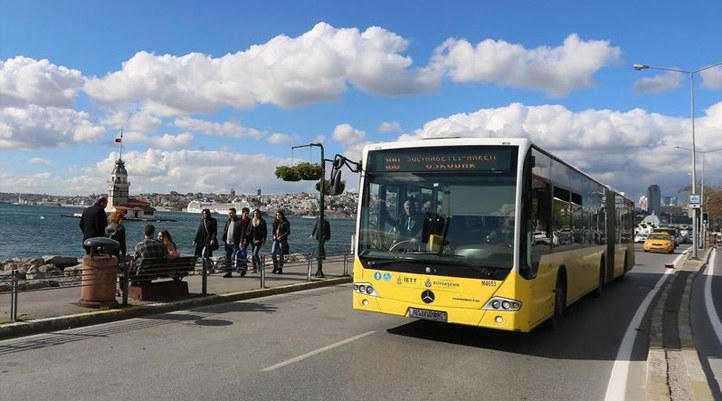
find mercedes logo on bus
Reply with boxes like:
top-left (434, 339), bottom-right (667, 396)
top-left (421, 290), bottom-right (435, 304)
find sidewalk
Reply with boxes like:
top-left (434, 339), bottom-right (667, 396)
top-left (0, 256), bottom-right (352, 339)
top-left (647, 246), bottom-right (717, 401)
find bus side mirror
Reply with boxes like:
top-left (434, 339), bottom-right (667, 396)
top-left (328, 156), bottom-right (346, 195)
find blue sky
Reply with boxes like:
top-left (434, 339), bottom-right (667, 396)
top-left (1, 0), bottom-right (721, 201)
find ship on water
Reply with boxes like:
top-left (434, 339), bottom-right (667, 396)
top-left (185, 200), bottom-right (254, 215)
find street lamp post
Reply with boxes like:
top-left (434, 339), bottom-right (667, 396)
top-left (634, 61), bottom-right (722, 258)
top-left (291, 143), bottom-right (326, 278)
top-left (675, 145), bottom-right (722, 247)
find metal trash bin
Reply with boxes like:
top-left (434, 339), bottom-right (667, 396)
top-left (79, 237), bottom-right (120, 308)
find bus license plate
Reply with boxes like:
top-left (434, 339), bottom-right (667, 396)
top-left (409, 308), bottom-right (448, 322)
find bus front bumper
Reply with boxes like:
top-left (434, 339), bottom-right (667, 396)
top-left (353, 292), bottom-right (529, 332)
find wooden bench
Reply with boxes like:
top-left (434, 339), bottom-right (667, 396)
top-left (125, 256), bottom-right (198, 301)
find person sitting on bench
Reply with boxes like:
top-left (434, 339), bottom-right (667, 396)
top-left (133, 224), bottom-right (168, 270)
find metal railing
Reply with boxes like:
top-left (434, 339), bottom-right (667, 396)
top-left (2, 250), bottom-right (354, 323)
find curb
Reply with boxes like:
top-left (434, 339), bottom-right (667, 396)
top-left (0, 276), bottom-right (352, 341)
top-left (646, 248), bottom-right (715, 401)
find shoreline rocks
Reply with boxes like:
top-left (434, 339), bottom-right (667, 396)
top-left (2, 255), bottom-right (82, 280)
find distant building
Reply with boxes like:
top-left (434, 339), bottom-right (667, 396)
top-left (257, 188), bottom-right (262, 196)
top-left (106, 157), bottom-right (156, 218)
top-left (647, 185), bottom-right (661, 216)
top-left (663, 196), bottom-right (678, 206)
top-left (638, 195), bottom-right (648, 212)
top-left (230, 188), bottom-right (235, 197)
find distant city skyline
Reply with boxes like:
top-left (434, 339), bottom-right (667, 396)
top-left (1, 0), bottom-right (721, 199)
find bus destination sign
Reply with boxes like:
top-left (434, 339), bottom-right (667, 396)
top-left (368, 146), bottom-right (515, 172)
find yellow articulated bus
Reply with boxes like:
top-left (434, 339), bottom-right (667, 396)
top-left (351, 138), bottom-right (635, 332)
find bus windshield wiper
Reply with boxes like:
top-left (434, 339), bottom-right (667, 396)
top-left (365, 256), bottom-right (419, 267)
top-left (429, 257), bottom-right (500, 278)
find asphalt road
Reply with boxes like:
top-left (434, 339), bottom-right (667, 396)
top-left (0, 245), bottom-right (687, 401)
top-left (691, 247), bottom-right (722, 400)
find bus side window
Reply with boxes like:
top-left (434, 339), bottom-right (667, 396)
top-left (530, 178), bottom-right (551, 276)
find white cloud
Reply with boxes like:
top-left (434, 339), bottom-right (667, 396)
top-left (331, 123), bottom-right (368, 162)
top-left (379, 121), bottom-right (402, 132)
top-left (0, 56), bottom-right (85, 107)
top-left (0, 172), bottom-right (53, 191)
top-left (94, 149), bottom-right (297, 194)
top-left (83, 23), bottom-right (439, 115)
top-left (399, 101), bottom-right (722, 195)
top-left (0, 105), bottom-right (106, 150)
top-left (122, 131), bottom-right (194, 149)
top-left (332, 123), bottom-right (366, 145)
top-left (128, 111), bottom-right (163, 133)
top-left (174, 117), bottom-right (264, 139)
top-left (313, 135), bottom-right (326, 143)
top-left (633, 70), bottom-right (684, 94)
top-left (701, 65), bottom-right (722, 90)
top-left (266, 133), bottom-right (298, 144)
top-left (431, 34), bottom-right (621, 97)
top-left (29, 157), bottom-right (51, 165)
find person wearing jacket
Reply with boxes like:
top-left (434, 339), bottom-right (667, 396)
top-left (222, 208), bottom-right (243, 278)
top-left (249, 209), bottom-right (267, 273)
top-left (104, 210), bottom-right (127, 259)
top-left (310, 217), bottom-right (331, 260)
top-left (271, 210), bottom-right (290, 274)
top-left (193, 209), bottom-right (218, 273)
top-left (79, 197), bottom-right (108, 254)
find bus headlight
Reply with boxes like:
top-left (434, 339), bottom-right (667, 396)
top-left (484, 297), bottom-right (521, 311)
top-left (353, 282), bottom-right (378, 297)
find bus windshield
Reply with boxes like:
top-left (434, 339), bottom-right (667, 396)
top-left (359, 171), bottom-right (517, 277)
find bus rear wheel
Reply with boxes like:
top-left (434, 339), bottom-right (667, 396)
top-left (619, 253), bottom-right (628, 281)
top-left (546, 273), bottom-right (566, 330)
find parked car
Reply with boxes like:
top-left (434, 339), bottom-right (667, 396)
top-left (644, 233), bottom-right (675, 254)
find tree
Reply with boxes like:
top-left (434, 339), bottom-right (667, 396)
top-left (679, 183), bottom-right (722, 230)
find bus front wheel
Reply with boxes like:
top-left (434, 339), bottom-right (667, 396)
top-left (546, 272), bottom-right (566, 330)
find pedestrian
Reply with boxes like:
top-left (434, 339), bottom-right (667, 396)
top-left (310, 217), bottom-right (331, 260)
top-left (158, 229), bottom-right (179, 260)
top-left (104, 210), bottom-right (127, 259)
top-left (193, 209), bottom-right (218, 272)
top-left (79, 196), bottom-right (108, 254)
top-left (221, 208), bottom-right (242, 278)
top-left (132, 224), bottom-right (168, 271)
top-left (249, 209), bottom-right (267, 273)
top-left (238, 207), bottom-right (252, 273)
top-left (271, 210), bottom-right (290, 274)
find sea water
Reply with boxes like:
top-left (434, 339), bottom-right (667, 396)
top-left (0, 204), bottom-right (356, 260)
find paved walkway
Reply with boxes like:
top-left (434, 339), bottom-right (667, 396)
top-left (1, 256), bottom-right (350, 323)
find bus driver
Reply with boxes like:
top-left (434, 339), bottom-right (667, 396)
top-left (385, 200), bottom-right (424, 241)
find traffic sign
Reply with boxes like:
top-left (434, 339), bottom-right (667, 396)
top-left (689, 194), bottom-right (700, 205)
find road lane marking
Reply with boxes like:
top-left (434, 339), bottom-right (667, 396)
top-left (260, 331), bottom-right (375, 372)
top-left (604, 249), bottom-right (688, 401)
top-left (705, 249), bottom-right (722, 347)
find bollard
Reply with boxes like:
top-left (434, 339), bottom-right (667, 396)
top-left (307, 254), bottom-right (313, 281)
top-left (201, 246), bottom-right (209, 296)
top-left (10, 268), bottom-right (19, 322)
top-left (343, 250), bottom-right (349, 277)
top-left (120, 262), bottom-right (129, 307)
top-left (259, 256), bottom-right (266, 289)
top-left (201, 258), bottom-right (208, 296)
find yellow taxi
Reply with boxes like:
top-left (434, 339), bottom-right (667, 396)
top-left (643, 233), bottom-right (675, 254)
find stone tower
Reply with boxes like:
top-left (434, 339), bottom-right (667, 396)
top-left (108, 158), bottom-right (130, 209)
